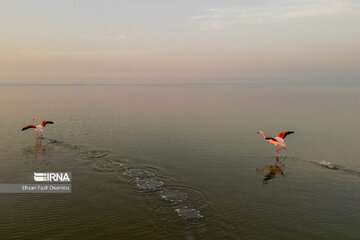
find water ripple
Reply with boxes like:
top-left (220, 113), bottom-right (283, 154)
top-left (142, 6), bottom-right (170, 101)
top-left (285, 156), bottom-right (360, 177)
top-left (78, 150), bottom-right (111, 160)
top-left (92, 158), bottom-right (128, 172)
top-left (123, 168), bottom-right (156, 178)
top-left (75, 149), bottom-right (241, 238)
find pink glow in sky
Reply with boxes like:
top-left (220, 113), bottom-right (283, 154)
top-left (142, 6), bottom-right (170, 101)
top-left (1, 0), bottom-right (359, 84)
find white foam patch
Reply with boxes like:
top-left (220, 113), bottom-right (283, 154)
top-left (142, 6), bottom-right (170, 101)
top-left (136, 178), bottom-right (164, 191)
top-left (160, 189), bottom-right (188, 203)
top-left (320, 160), bottom-right (338, 169)
top-left (175, 206), bottom-right (203, 220)
top-left (123, 168), bottom-right (156, 178)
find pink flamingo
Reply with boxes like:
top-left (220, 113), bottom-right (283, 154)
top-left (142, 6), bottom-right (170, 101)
top-left (257, 130), bottom-right (294, 156)
top-left (22, 117), bottom-right (54, 137)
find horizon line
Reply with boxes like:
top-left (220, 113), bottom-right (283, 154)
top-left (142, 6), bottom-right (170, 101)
top-left (0, 81), bottom-right (359, 87)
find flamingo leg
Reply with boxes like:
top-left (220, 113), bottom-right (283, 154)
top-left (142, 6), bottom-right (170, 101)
top-left (35, 129), bottom-right (41, 139)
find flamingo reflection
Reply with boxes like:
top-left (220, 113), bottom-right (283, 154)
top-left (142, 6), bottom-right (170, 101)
top-left (33, 137), bottom-right (46, 158)
top-left (256, 156), bottom-right (284, 184)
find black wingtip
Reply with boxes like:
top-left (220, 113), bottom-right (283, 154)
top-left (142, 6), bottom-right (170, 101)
top-left (283, 131), bottom-right (295, 139)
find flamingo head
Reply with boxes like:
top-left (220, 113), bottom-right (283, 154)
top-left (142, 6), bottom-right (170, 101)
top-left (257, 131), bottom-right (266, 138)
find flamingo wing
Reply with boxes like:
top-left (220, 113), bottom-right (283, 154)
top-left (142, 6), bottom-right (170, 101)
top-left (22, 125), bottom-right (36, 131)
top-left (277, 131), bottom-right (294, 139)
top-left (265, 137), bottom-right (278, 142)
top-left (40, 121), bottom-right (54, 127)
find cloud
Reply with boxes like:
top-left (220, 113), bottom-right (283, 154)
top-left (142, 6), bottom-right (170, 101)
top-left (188, 0), bottom-right (360, 31)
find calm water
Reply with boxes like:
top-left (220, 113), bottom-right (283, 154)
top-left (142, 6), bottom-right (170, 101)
top-left (0, 85), bottom-right (359, 239)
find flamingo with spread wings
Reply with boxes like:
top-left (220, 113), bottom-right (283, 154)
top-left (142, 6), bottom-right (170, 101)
top-left (22, 117), bottom-right (54, 137)
top-left (257, 130), bottom-right (294, 156)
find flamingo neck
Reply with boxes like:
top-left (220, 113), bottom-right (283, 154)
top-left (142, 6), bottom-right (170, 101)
top-left (259, 131), bottom-right (266, 139)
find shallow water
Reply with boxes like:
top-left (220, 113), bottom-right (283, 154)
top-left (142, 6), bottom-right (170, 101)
top-left (0, 85), bottom-right (359, 239)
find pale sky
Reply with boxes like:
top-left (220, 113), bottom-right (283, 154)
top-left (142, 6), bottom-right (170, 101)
top-left (0, 0), bottom-right (359, 84)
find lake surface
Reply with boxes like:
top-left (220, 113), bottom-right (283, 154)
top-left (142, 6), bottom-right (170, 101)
top-left (0, 85), bottom-right (359, 239)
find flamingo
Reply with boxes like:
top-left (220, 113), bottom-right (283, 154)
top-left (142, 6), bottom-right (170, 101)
top-left (257, 130), bottom-right (294, 156)
top-left (22, 117), bottom-right (54, 137)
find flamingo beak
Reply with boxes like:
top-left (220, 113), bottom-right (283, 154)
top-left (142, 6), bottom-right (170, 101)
top-left (257, 131), bottom-right (260, 134)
